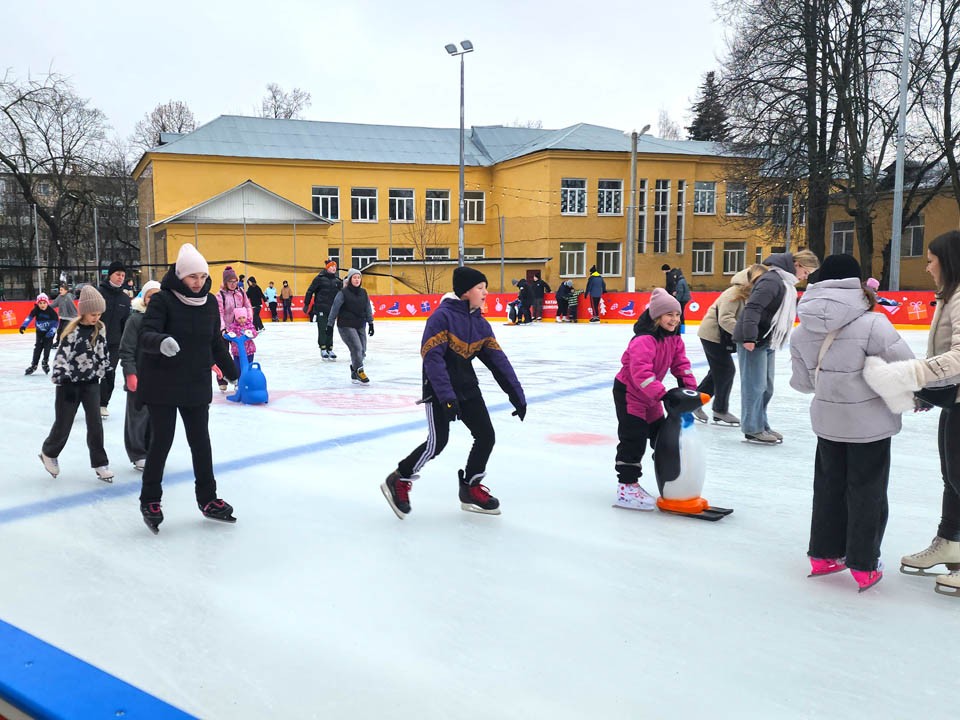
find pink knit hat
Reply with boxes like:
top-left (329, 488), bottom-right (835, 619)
top-left (647, 288), bottom-right (681, 318)
top-left (866, 277), bottom-right (880, 292)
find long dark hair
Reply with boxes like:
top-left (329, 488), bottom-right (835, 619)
top-left (929, 230), bottom-right (960, 302)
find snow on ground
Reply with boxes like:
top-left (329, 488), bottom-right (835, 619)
top-left (0, 319), bottom-right (956, 719)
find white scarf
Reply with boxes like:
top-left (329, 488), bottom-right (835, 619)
top-left (765, 266), bottom-right (798, 350)
top-left (172, 290), bottom-right (208, 307)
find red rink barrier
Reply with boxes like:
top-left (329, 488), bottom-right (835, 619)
top-left (0, 290), bottom-right (936, 332)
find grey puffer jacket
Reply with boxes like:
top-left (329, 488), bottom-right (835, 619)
top-left (790, 278), bottom-right (914, 442)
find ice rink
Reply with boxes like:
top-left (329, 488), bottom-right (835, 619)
top-left (0, 317), bottom-right (957, 719)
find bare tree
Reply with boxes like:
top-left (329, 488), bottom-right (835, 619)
top-left (399, 216), bottom-right (449, 294)
top-left (507, 119), bottom-right (544, 129)
top-left (131, 100), bottom-right (196, 150)
top-left (657, 108), bottom-right (683, 140)
top-left (259, 83), bottom-right (312, 119)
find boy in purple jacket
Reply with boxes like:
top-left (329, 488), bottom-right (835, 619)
top-left (381, 267), bottom-right (527, 519)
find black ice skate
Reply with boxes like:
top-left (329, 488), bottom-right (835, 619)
top-left (199, 499), bottom-right (237, 523)
top-left (141, 503), bottom-right (163, 535)
top-left (24, 365), bottom-right (37, 375)
top-left (42, 363), bottom-right (50, 374)
top-left (381, 470), bottom-right (412, 519)
top-left (458, 470), bottom-right (501, 515)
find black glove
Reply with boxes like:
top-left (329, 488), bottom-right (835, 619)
top-left (19, 327), bottom-right (25, 334)
top-left (368, 324), bottom-right (375, 337)
top-left (442, 398), bottom-right (461, 422)
top-left (509, 395), bottom-right (527, 421)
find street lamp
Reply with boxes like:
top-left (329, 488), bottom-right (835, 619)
top-left (445, 40), bottom-right (474, 267)
top-left (625, 124), bottom-right (651, 292)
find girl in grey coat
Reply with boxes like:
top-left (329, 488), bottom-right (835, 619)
top-left (790, 254), bottom-right (913, 591)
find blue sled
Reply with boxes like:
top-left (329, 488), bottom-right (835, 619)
top-left (223, 333), bottom-right (269, 405)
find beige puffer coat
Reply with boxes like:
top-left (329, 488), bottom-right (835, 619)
top-left (698, 268), bottom-right (751, 344)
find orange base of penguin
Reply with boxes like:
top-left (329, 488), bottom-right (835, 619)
top-left (656, 496), bottom-right (710, 514)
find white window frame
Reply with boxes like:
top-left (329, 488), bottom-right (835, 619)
top-left (425, 247), bottom-right (450, 261)
top-left (772, 197), bottom-right (789, 228)
top-left (426, 189), bottom-right (450, 223)
top-left (597, 179), bottom-right (623, 216)
top-left (389, 189), bottom-right (415, 223)
top-left (351, 247), bottom-right (378, 269)
top-left (391, 247), bottom-right (414, 262)
top-left (351, 188), bottom-right (378, 222)
top-left (693, 181), bottom-right (716, 215)
top-left (654, 179), bottom-right (670, 254)
top-left (902, 215), bottom-right (925, 257)
top-left (725, 183), bottom-right (748, 216)
top-left (328, 248), bottom-right (340, 267)
top-left (311, 186), bottom-right (339, 221)
top-left (676, 180), bottom-right (686, 254)
top-left (637, 179), bottom-right (647, 254)
top-left (692, 242), bottom-right (714, 275)
top-left (723, 241), bottom-right (747, 275)
top-left (561, 178), bottom-right (587, 216)
top-left (464, 191), bottom-right (485, 223)
top-left (463, 247), bottom-right (485, 260)
top-left (596, 242), bottom-right (622, 276)
top-left (560, 242), bottom-right (586, 277)
top-left (831, 221), bottom-right (855, 255)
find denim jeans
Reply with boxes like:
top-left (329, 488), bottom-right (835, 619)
top-left (737, 344), bottom-right (776, 435)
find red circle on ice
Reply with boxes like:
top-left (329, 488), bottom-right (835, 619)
top-left (547, 432), bottom-right (615, 445)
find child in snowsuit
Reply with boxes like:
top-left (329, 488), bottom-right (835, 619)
top-left (555, 280), bottom-right (573, 322)
top-left (613, 288), bottom-right (697, 510)
top-left (20, 293), bottom-right (59, 374)
top-left (136, 244), bottom-right (240, 534)
top-left (790, 254), bottom-right (914, 592)
top-left (327, 267), bottom-right (374, 384)
top-left (39, 286), bottom-right (113, 482)
top-left (119, 280), bottom-right (162, 471)
top-left (225, 307), bottom-right (258, 377)
top-left (381, 266), bottom-right (527, 519)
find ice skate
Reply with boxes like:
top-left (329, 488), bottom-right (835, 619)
top-left (350, 365), bottom-right (359, 383)
top-left (900, 537), bottom-right (960, 575)
top-left (38, 452), bottom-right (59, 478)
top-left (94, 466), bottom-right (114, 483)
top-left (808, 557), bottom-right (847, 577)
top-left (24, 365), bottom-right (37, 375)
top-left (100, 407), bottom-right (109, 418)
top-left (321, 349), bottom-right (331, 360)
top-left (851, 563), bottom-right (883, 593)
top-left (614, 482), bottom-right (656, 511)
top-left (692, 408), bottom-right (708, 423)
top-left (381, 470), bottom-right (413, 518)
top-left (42, 362), bottom-right (50, 374)
top-left (355, 367), bottom-right (370, 384)
top-left (458, 471), bottom-right (501, 515)
top-left (744, 431), bottom-right (780, 445)
top-left (713, 411), bottom-right (740, 426)
top-left (934, 570), bottom-right (960, 596)
top-left (766, 428), bottom-right (783, 441)
top-left (141, 502), bottom-right (163, 534)
top-left (327, 349), bottom-right (337, 360)
top-left (218, 379), bottom-right (229, 393)
top-left (200, 499), bottom-right (236, 523)
top-left (133, 459), bottom-right (146, 471)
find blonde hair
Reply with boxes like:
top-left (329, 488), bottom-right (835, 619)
top-left (733, 263), bottom-right (768, 301)
top-left (793, 249), bottom-right (820, 271)
top-left (59, 316), bottom-right (103, 344)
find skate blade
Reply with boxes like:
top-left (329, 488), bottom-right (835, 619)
top-left (808, 567), bottom-right (847, 578)
top-left (461, 502), bottom-right (501, 515)
top-left (380, 482), bottom-right (408, 520)
top-left (899, 564), bottom-right (949, 577)
top-left (202, 515), bottom-right (237, 524)
top-left (741, 438), bottom-right (782, 446)
top-left (934, 583), bottom-right (960, 596)
top-left (612, 503), bottom-right (656, 512)
top-left (142, 518), bottom-right (160, 535)
top-left (38, 454), bottom-right (58, 479)
top-left (858, 576), bottom-right (883, 593)
top-left (713, 420), bottom-right (741, 427)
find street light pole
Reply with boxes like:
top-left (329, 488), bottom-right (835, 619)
top-left (446, 40), bottom-right (474, 268)
top-left (625, 124), bottom-right (650, 293)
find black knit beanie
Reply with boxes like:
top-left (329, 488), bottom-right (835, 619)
top-left (453, 266), bottom-right (488, 297)
top-left (815, 253), bottom-right (861, 282)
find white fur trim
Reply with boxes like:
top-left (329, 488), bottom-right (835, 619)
top-left (863, 356), bottom-right (923, 413)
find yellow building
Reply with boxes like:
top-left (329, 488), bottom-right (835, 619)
top-left (133, 116), bottom-right (806, 295)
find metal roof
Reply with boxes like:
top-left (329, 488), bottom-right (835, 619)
top-left (146, 115), bottom-right (737, 167)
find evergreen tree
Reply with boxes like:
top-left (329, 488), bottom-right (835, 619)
top-left (686, 72), bottom-right (729, 142)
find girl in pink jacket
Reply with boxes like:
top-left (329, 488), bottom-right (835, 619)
top-left (613, 288), bottom-right (698, 510)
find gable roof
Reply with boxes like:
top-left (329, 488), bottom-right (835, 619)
top-left (150, 179), bottom-right (331, 227)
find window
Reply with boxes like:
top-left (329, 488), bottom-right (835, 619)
top-left (723, 242), bottom-right (747, 274)
top-left (351, 248), bottom-right (377, 269)
top-left (755, 246), bottom-right (763, 264)
top-left (391, 247), bottom-right (414, 262)
top-left (654, 180), bottom-right (670, 253)
top-left (597, 180), bottom-right (623, 215)
top-left (561, 178), bottom-right (587, 215)
top-left (425, 247), bottom-right (450, 260)
top-left (831, 221), bottom-right (855, 255)
top-left (596, 242), bottom-right (622, 276)
top-left (726, 183), bottom-right (748, 216)
top-left (692, 242), bottom-right (714, 275)
top-left (389, 189), bottom-right (415, 222)
top-left (463, 247), bottom-right (485, 260)
top-left (676, 180), bottom-right (686, 254)
top-left (902, 214), bottom-right (925, 257)
top-left (464, 191), bottom-right (485, 223)
top-left (351, 188), bottom-right (377, 222)
top-left (560, 242), bottom-right (586, 277)
top-left (637, 179), bottom-right (647, 254)
top-left (772, 197), bottom-right (789, 228)
top-left (693, 181), bottom-right (716, 214)
top-left (311, 186), bottom-right (339, 220)
top-left (797, 200), bottom-right (807, 226)
top-left (426, 189), bottom-right (450, 223)
top-left (328, 248), bottom-right (340, 267)
top-left (38, 182), bottom-right (51, 196)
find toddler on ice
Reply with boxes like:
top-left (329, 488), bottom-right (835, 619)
top-left (225, 307), bottom-right (258, 377)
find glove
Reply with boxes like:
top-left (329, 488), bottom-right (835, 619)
top-left (46, 329), bottom-right (56, 339)
top-left (159, 337), bottom-right (180, 357)
top-left (243, 330), bottom-right (254, 338)
top-left (19, 326), bottom-right (25, 334)
top-left (509, 395), bottom-right (526, 421)
top-left (368, 324), bottom-right (375, 337)
top-left (863, 356), bottom-right (924, 413)
top-left (442, 398), bottom-right (461, 422)
top-left (226, 331), bottom-right (237, 339)
top-left (126, 374), bottom-right (138, 392)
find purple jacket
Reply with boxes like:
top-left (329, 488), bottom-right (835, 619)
top-left (421, 293), bottom-right (525, 406)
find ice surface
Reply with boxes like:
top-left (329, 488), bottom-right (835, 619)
top-left (0, 319), bottom-right (955, 719)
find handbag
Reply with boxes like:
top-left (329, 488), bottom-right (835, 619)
top-left (715, 306), bottom-right (735, 353)
top-left (915, 385), bottom-right (959, 409)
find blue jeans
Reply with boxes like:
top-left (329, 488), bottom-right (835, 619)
top-left (737, 344), bottom-right (776, 435)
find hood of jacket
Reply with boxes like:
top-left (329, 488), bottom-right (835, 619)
top-left (763, 252), bottom-right (795, 275)
top-left (796, 278), bottom-right (869, 334)
top-left (729, 267), bottom-right (752, 286)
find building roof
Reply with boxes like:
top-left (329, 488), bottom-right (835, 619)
top-left (143, 115), bottom-right (736, 168)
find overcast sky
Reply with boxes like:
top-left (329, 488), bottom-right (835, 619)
top-left (7, 0), bottom-right (730, 142)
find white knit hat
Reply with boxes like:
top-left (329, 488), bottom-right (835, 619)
top-left (140, 280), bottom-right (162, 297)
top-left (175, 244), bottom-right (209, 279)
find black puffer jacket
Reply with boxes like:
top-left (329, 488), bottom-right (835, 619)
top-left (732, 253), bottom-right (793, 346)
top-left (137, 267), bottom-right (237, 407)
top-left (303, 270), bottom-right (342, 315)
top-left (98, 280), bottom-right (131, 346)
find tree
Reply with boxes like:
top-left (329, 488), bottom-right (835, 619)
top-left (657, 108), bottom-right (682, 140)
top-left (399, 216), bottom-right (449, 294)
top-left (687, 71), bottom-right (730, 141)
top-left (259, 83), bottom-right (312, 120)
top-left (131, 100), bottom-right (196, 150)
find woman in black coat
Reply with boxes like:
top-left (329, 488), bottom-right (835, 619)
top-left (136, 244), bottom-right (239, 534)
